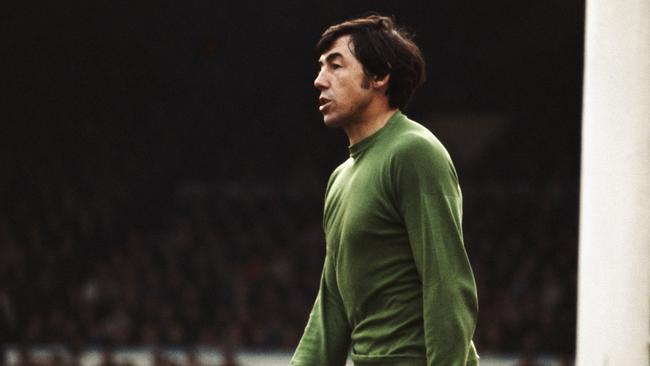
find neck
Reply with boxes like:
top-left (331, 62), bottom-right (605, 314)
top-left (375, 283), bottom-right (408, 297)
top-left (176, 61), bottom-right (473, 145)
top-left (344, 100), bottom-right (398, 145)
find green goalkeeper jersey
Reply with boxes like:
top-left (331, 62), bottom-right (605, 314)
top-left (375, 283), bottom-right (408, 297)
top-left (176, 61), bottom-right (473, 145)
top-left (291, 111), bottom-right (479, 366)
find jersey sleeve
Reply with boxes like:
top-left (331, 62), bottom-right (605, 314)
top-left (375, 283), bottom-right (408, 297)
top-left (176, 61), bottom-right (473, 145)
top-left (392, 135), bottom-right (479, 366)
top-left (290, 253), bottom-right (351, 366)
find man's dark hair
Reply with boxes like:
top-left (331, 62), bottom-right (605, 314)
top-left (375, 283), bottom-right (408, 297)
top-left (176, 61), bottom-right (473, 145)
top-left (317, 14), bottom-right (426, 110)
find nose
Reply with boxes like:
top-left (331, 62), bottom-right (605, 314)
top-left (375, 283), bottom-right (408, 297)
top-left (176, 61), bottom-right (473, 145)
top-left (314, 70), bottom-right (328, 90)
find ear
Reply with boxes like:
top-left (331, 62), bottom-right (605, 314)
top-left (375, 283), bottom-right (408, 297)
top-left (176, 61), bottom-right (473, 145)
top-left (372, 74), bottom-right (390, 90)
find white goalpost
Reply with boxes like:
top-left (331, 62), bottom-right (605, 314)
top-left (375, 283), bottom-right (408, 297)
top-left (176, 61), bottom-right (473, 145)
top-left (577, 0), bottom-right (650, 364)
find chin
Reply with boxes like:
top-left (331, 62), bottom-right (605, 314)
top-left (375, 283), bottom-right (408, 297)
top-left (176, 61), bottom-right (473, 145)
top-left (322, 113), bottom-right (346, 128)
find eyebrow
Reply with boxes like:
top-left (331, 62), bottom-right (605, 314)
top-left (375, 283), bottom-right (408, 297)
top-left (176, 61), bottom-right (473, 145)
top-left (318, 52), bottom-right (343, 66)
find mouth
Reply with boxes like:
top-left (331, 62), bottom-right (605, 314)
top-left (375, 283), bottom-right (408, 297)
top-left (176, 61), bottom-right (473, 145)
top-left (319, 97), bottom-right (332, 112)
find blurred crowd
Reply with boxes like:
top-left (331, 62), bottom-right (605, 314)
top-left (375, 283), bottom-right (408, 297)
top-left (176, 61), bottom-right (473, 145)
top-left (0, 125), bottom-right (324, 351)
top-left (4, 346), bottom-right (240, 366)
top-left (0, 118), bottom-right (578, 365)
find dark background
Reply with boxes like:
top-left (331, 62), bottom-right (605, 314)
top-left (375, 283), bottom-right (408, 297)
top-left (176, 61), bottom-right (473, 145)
top-left (2, 0), bottom-right (583, 360)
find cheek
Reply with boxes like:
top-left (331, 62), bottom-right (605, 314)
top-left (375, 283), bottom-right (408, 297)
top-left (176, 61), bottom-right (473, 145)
top-left (336, 80), bottom-right (363, 102)
top-left (343, 87), bottom-right (369, 109)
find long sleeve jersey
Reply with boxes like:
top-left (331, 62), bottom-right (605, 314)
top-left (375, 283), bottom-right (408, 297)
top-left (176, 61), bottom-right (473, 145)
top-left (291, 111), bottom-right (479, 366)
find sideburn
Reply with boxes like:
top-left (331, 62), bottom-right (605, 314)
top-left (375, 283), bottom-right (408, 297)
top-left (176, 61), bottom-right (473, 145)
top-left (360, 73), bottom-right (372, 89)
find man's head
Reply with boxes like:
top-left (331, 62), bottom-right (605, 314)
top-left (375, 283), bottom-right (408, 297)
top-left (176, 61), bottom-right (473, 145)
top-left (314, 15), bottom-right (426, 127)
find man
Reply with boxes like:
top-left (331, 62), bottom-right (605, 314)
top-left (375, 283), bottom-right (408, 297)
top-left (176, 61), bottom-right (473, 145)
top-left (291, 15), bottom-right (479, 366)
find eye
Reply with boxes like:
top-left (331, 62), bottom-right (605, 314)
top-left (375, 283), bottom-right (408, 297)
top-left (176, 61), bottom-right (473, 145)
top-left (331, 63), bottom-right (342, 70)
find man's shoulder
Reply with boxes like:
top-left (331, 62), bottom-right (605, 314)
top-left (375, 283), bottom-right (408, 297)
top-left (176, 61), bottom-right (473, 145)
top-left (390, 116), bottom-right (452, 165)
top-left (389, 115), bottom-right (461, 193)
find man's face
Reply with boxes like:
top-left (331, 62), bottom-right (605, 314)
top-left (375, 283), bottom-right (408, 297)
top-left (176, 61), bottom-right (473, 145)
top-left (314, 35), bottom-right (373, 128)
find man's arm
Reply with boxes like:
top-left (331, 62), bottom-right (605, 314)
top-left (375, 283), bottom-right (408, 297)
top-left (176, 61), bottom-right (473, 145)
top-left (290, 254), bottom-right (351, 366)
top-left (393, 135), bottom-right (479, 366)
